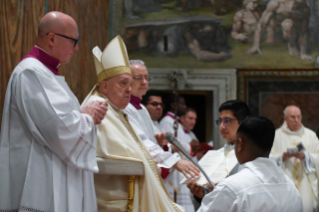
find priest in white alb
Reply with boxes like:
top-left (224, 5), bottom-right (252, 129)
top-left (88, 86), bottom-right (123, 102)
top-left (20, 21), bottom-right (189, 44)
top-left (123, 60), bottom-right (200, 212)
top-left (179, 107), bottom-right (200, 158)
top-left (82, 35), bottom-right (184, 212)
top-left (271, 105), bottom-right (319, 211)
top-left (0, 12), bottom-right (108, 211)
top-left (124, 60), bottom-right (200, 179)
top-left (140, 90), bottom-right (164, 134)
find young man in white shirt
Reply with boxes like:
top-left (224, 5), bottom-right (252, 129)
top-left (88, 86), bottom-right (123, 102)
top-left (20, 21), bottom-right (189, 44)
top-left (198, 116), bottom-right (303, 212)
top-left (188, 100), bottom-right (250, 210)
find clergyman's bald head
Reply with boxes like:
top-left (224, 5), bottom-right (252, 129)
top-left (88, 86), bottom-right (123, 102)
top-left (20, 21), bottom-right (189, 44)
top-left (283, 105), bottom-right (302, 132)
top-left (38, 11), bottom-right (77, 37)
top-left (36, 11), bottom-right (79, 65)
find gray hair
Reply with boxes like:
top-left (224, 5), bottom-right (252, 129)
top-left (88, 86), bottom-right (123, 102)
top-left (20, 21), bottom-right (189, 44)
top-left (283, 107), bottom-right (288, 116)
top-left (283, 105), bottom-right (301, 116)
top-left (129, 59), bottom-right (145, 66)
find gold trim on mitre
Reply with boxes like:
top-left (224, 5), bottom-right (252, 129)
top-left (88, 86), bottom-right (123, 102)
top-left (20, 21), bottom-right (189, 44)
top-left (93, 35), bottom-right (132, 83)
top-left (97, 66), bottom-right (131, 83)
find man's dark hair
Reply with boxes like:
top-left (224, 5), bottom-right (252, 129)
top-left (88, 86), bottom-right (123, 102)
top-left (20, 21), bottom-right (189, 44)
top-left (141, 90), bottom-right (162, 105)
top-left (165, 94), bottom-right (184, 111)
top-left (181, 107), bottom-right (196, 117)
top-left (237, 116), bottom-right (275, 152)
top-left (219, 100), bottom-right (251, 123)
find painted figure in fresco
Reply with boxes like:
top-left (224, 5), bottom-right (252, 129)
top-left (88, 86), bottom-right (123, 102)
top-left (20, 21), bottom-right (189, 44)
top-left (123, 17), bottom-right (231, 62)
top-left (306, 0), bottom-right (319, 66)
top-left (124, 0), bottom-right (162, 20)
top-left (246, 0), bottom-right (314, 61)
top-left (157, 23), bottom-right (231, 61)
top-left (231, 0), bottom-right (261, 43)
top-left (123, 27), bottom-right (159, 51)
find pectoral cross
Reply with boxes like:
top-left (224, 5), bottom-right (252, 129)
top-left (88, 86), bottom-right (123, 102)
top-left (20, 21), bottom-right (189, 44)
top-left (291, 140), bottom-right (297, 148)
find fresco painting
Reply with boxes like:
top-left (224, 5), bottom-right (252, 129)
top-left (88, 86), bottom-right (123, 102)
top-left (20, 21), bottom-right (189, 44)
top-left (112, 0), bottom-right (319, 68)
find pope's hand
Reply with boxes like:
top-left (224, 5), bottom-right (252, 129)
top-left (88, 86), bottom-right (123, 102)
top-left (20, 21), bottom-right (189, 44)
top-left (82, 100), bottom-right (108, 125)
top-left (187, 182), bottom-right (204, 199)
top-left (173, 159), bottom-right (200, 179)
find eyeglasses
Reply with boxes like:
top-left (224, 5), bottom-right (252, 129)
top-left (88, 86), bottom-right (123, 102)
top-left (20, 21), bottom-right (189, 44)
top-left (46, 33), bottom-right (78, 47)
top-left (286, 115), bottom-right (301, 121)
top-left (132, 76), bottom-right (153, 82)
top-left (148, 102), bottom-right (164, 108)
top-left (215, 118), bottom-right (237, 126)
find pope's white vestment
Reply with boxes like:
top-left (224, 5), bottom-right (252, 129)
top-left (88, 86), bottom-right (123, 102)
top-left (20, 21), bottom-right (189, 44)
top-left (0, 57), bottom-right (98, 211)
top-left (82, 89), bottom-right (183, 212)
top-left (271, 123), bottom-right (319, 212)
top-left (198, 157), bottom-right (304, 212)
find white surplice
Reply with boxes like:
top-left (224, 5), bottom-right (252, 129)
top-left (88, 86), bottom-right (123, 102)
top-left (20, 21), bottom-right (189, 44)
top-left (124, 103), bottom-right (180, 169)
top-left (160, 113), bottom-right (196, 212)
top-left (0, 58), bottom-right (98, 211)
top-left (198, 157), bottom-right (304, 212)
top-left (160, 112), bottom-right (192, 152)
top-left (153, 120), bottom-right (163, 134)
top-left (271, 123), bottom-right (319, 212)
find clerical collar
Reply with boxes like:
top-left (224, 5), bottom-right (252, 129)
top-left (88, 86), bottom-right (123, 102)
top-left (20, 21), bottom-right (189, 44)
top-left (22, 46), bottom-right (61, 75)
top-left (281, 122), bottom-right (304, 136)
top-left (183, 128), bottom-right (190, 134)
top-left (165, 112), bottom-right (180, 122)
top-left (130, 95), bottom-right (142, 110)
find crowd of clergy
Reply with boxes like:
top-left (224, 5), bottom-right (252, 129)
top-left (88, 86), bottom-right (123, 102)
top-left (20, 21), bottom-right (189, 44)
top-left (0, 11), bottom-right (318, 212)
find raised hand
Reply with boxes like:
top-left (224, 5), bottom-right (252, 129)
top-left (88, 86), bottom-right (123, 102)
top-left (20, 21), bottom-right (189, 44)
top-left (82, 100), bottom-right (108, 125)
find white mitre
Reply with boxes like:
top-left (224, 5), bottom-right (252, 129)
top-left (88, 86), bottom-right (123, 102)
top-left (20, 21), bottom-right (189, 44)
top-left (92, 35), bottom-right (131, 83)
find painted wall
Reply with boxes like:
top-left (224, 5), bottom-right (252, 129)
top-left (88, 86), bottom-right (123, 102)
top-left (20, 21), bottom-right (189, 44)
top-left (110, 0), bottom-right (319, 69)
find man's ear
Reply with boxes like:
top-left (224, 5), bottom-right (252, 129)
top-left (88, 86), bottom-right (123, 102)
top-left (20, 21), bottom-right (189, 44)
top-left (237, 137), bottom-right (244, 152)
top-left (99, 80), bottom-right (109, 95)
top-left (47, 33), bottom-right (55, 47)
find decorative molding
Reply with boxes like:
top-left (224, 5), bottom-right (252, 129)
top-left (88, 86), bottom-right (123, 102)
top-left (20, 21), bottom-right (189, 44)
top-left (149, 69), bottom-right (237, 148)
top-left (237, 69), bottom-right (319, 101)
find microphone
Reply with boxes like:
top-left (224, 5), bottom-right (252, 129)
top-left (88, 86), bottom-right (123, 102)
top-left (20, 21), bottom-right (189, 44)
top-left (164, 132), bottom-right (215, 189)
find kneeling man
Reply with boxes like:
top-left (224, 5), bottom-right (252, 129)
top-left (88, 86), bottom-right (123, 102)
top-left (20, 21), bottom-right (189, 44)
top-left (198, 116), bottom-right (303, 211)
